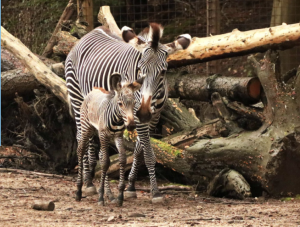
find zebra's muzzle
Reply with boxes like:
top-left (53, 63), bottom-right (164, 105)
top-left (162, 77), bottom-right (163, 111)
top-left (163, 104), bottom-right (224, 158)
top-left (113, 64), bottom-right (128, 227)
top-left (136, 96), bottom-right (152, 123)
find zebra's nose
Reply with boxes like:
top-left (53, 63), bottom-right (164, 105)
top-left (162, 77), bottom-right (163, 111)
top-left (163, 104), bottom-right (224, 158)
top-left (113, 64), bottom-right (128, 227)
top-left (136, 96), bottom-right (152, 123)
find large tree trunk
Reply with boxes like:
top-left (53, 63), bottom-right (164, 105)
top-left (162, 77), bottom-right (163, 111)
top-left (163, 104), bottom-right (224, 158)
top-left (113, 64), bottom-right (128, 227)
top-left (185, 51), bottom-right (300, 196)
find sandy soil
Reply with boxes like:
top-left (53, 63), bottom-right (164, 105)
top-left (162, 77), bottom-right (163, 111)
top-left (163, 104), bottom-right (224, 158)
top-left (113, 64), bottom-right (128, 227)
top-left (0, 170), bottom-right (299, 227)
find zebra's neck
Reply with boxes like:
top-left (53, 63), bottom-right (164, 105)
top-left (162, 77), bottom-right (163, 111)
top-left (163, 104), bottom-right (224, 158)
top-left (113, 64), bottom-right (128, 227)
top-left (110, 96), bottom-right (123, 124)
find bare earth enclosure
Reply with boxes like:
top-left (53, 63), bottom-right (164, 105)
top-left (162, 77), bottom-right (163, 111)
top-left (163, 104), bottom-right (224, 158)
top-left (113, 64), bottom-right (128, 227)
top-left (1, 171), bottom-right (299, 227)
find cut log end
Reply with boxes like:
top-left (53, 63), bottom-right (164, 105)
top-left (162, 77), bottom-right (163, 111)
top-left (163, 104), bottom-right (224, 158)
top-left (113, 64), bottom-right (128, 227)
top-left (247, 77), bottom-right (261, 100)
top-left (32, 201), bottom-right (55, 211)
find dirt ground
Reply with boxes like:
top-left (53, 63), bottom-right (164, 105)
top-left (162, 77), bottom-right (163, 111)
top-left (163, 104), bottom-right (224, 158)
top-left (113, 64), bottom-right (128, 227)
top-left (0, 170), bottom-right (299, 227)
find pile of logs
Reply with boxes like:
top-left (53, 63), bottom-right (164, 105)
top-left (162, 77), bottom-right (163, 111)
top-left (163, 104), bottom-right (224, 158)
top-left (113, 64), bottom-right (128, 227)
top-left (2, 4), bottom-right (300, 198)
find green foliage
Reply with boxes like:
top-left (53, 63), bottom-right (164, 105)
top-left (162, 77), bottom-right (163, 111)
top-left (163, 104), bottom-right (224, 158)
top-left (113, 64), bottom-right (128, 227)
top-left (1, 0), bottom-right (71, 54)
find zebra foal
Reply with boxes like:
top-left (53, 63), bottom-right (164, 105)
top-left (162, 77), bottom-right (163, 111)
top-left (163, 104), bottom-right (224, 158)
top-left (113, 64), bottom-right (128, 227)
top-left (76, 73), bottom-right (143, 206)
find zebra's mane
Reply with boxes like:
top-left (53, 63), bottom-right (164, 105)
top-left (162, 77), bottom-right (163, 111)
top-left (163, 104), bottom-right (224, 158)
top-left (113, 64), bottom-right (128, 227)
top-left (138, 23), bottom-right (163, 49)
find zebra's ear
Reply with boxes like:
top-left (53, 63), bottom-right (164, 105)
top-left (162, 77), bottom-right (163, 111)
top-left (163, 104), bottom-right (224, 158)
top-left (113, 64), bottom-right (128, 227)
top-left (164, 34), bottom-right (192, 55)
top-left (110, 73), bottom-right (122, 92)
top-left (121, 26), bottom-right (136, 42)
top-left (127, 77), bottom-right (144, 92)
top-left (121, 26), bottom-right (146, 52)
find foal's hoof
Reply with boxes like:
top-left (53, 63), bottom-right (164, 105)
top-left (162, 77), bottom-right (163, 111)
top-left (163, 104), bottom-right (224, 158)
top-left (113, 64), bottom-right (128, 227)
top-left (124, 191), bottom-right (137, 199)
top-left (75, 191), bottom-right (82, 201)
top-left (98, 200), bottom-right (105, 206)
top-left (152, 194), bottom-right (164, 204)
top-left (83, 186), bottom-right (97, 196)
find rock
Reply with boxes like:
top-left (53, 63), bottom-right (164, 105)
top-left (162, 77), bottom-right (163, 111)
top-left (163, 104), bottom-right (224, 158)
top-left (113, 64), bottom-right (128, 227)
top-left (107, 216), bottom-right (115, 222)
top-left (207, 168), bottom-right (252, 200)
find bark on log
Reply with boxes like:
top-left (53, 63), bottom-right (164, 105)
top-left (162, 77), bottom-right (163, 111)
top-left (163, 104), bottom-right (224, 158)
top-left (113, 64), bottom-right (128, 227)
top-left (53, 31), bottom-right (79, 56)
top-left (167, 23), bottom-right (300, 68)
top-left (94, 152), bottom-right (134, 179)
top-left (42, 0), bottom-right (76, 57)
top-left (1, 62), bottom-right (65, 103)
top-left (1, 26), bottom-right (69, 107)
top-left (167, 72), bottom-right (261, 105)
top-left (32, 201), bottom-right (55, 211)
top-left (160, 98), bottom-right (201, 136)
top-left (1, 69), bottom-right (40, 101)
top-left (77, 0), bottom-right (94, 32)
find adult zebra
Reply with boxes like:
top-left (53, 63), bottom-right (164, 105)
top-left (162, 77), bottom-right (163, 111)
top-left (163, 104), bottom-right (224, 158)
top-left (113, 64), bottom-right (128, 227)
top-left (65, 23), bottom-right (191, 203)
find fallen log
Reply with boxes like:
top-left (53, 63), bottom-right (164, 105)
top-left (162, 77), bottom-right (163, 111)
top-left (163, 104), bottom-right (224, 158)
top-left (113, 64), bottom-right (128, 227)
top-left (184, 50), bottom-right (300, 196)
top-left (1, 69), bottom-right (40, 101)
top-left (167, 23), bottom-right (300, 68)
top-left (32, 201), bottom-right (55, 211)
top-left (167, 73), bottom-right (261, 105)
top-left (42, 0), bottom-right (76, 57)
top-left (1, 26), bottom-right (69, 107)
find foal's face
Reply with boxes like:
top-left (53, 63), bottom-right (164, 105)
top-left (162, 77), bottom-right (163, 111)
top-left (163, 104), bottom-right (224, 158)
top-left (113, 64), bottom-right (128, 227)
top-left (117, 86), bottom-right (136, 131)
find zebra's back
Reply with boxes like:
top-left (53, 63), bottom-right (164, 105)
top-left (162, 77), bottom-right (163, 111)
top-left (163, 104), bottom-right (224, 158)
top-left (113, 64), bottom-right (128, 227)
top-left (66, 27), bottom-right (141, 96)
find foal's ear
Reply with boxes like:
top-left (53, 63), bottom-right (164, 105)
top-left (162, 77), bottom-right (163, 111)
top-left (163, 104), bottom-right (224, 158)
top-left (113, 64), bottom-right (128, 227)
top-left (110, 73), bottom-right (122, 92)
top-left (127, 77), bottom-right (144, 92)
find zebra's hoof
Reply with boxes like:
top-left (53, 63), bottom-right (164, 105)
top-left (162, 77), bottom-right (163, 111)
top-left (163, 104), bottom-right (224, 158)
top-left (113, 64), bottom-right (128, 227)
top-left (75, 191), bottom-right (82, 201)
top-left (124, 191), bottom-right (137, 199)
top-left (84, 186), bottom-right (97, 196)
top-left (152, 196), bottom-right (164, 204)
top-left (117, 199), bottom-right (123, 207)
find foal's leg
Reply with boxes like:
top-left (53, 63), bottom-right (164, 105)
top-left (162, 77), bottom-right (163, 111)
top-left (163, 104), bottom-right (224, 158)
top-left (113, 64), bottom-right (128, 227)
top-left (98, 151), bottom-right (116, 201)
top-left (98, 133), bottom-right (110, 206)
top-left (83, 137), bottom-right (98, 195)
top-left (76, 129), bottom-right (92, 201)
top-left (114, 135), bottom-right (127, 206)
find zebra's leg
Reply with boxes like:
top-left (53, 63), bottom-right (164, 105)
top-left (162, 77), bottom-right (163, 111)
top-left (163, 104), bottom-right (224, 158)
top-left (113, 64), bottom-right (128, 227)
top-left (138, 122), bottom-right (163, 203)
top-left (83, 137), bottom-right (98, 196)
top-left (125, 139), bottom-right (144, 198)
top-left (114, 135), bottom-right (126, 206)
top-left (76, 129), bottom-right (91, 201)
top-left (98, 134), bottom-right (110, 206)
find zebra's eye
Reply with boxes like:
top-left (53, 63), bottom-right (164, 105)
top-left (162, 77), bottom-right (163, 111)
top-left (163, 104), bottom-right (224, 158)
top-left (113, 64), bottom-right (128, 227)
top-left (118, 101), bottom-right (123, 107)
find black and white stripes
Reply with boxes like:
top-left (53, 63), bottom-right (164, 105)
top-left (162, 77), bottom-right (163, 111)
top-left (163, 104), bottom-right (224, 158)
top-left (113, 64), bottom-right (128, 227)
top-left (65, 23), bottom-right (191, 203)
top-left (75, 74), bottom-right (142, 206)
